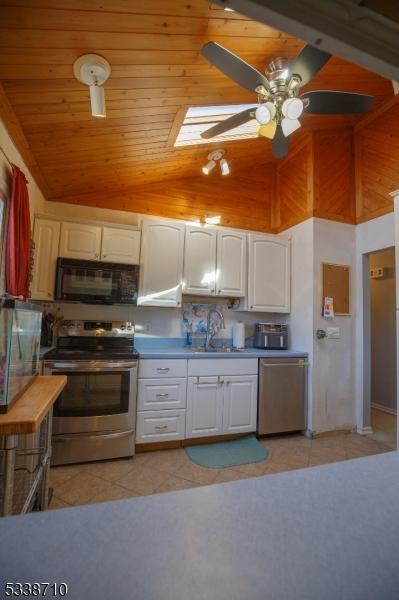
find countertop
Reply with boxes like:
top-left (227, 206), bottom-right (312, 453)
top-left (2, 452), bottom-right (399, 599)
top-left (0, 376), bottom-right (67, 435)
top-left (135, 338), bottom-right (308, 359)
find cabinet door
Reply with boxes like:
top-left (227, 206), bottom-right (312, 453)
top-left (223, 375), bottom-right (258, 434)
top-left (186, 376), bottom-right (223, 438)
top-left (138, 219), bottom-right (184, 307)
top-left (30, 218), bottom-right (60, 300)
top-left (216, 230), bottom-right (247, 297)
top-left (101, 227), bottom-right (141, 264)
top-left (248, 234), bottom-right (290, 312)
top-left (59, 222), bottom-right (102, 260)
top-left (183, 226), bottom-right (217, 295)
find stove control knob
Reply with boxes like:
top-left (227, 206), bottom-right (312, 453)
top-left (120, 325), bottom-right (125, 330)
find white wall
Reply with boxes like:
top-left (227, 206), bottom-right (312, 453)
top-left (355, 212), bottom-right (395, 432)
top-left (281, 218), bottom-right (315, 430)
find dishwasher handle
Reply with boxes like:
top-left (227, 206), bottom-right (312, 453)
top-left (261, 361), bottom-right (309, 368)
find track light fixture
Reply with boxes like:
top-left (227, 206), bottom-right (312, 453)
top-left (201, 149), bottom-right (230, 176)
top-left (73, 54), bottom-right (111, 118)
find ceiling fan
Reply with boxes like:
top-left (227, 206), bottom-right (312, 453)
top-left (200, 42), bottom-right (374, 158)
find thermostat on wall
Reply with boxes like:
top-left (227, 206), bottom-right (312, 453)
top-left (370, 267), bottom-right (385, 279)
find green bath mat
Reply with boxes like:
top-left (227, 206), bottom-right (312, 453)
top-left (185, 435), bottom-right (268, 469)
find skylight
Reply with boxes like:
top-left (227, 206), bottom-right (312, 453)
top-left (174, 104), bottom-right (258, 147)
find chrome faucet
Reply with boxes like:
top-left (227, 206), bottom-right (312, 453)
top-left (205, 308), bottom-right (225, 351)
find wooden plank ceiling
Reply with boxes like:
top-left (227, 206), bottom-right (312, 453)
top-left (0, 0), bottom-right (394, 208)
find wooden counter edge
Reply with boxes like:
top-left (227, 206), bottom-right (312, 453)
top-left (0, 376), bottom-right (67, 436)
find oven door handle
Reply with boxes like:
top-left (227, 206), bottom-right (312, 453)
top-left (45, 361), bottom-right (138, 371)
top-left (54, 429), bottom-right (135, 442)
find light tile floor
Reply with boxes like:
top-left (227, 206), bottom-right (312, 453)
top-left (49, 432), bottom-right (393, 510)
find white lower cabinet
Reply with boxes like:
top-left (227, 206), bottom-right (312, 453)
top-left (136, 358), bottom-right (258, 444)
top-left (185, 360), bottom-right (258, 439)
top-left (186, 377), bottom-right (224, 438)
top-left (136, 410), bottom-right (186, 443)
top-left (223, 375), bottom-right (258, 433)
top-left (136, 359), bottom-right (187, 444)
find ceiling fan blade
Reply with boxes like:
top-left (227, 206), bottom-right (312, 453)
top-left (202, 41), bottom-right (270, 93)
top-left (272, 124), bottom-right (289, 158)
top-left (201, 107), bottom-right (255, 139)
top-left (258, 120), bottom-right (277, 139)
top-left (302, 90), bottom-right (374, 114)
top-left (290, 45), bottom-right (331, 86)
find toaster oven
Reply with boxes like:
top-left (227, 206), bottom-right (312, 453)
top-left (253, 323), bottom-right (288, 350)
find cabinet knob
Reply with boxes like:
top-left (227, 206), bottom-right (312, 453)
top-left (95, 253), bottom-right (99, 258)
top-left (250, 305), bottom-right (253, 309)
top-left (102, 254), bottom-right (107, 258)
top-left (47, 293), bottom-right (51, 298)
top-left (218, 290), bottom-right (221, 294)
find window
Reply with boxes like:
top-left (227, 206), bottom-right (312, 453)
top-left (174, 104), bottom-right (258, 147)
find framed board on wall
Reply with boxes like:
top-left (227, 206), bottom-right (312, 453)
top-left (322, 263), bottom-right (350, 315)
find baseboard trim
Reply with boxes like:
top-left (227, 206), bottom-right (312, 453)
top-left (357, 426), bottom-right (374, 435)
top-left (371, 402), bottom-right (397, 417)
top-left (308, 427), bottom-right (354, 439)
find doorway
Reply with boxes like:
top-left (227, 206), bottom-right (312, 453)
top-left (368, 247), bottom-right (397, 449)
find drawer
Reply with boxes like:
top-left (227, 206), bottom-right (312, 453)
top-left (138, 359), bottom-right (187, 378)
top-left (138, 378), bottom-right (186, 411)
top-left (188, 358), bottom-right (258, 377)
top-left (136, 409), bottom-right (186, 443)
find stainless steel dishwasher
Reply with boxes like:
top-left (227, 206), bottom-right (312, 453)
top-left (258, 357), bottom-right (308, 435)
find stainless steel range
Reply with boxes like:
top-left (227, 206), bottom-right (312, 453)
top-left (43, 320), bottom-right (138, 466)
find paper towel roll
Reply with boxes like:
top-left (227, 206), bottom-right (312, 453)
top-left (232, 322), bottom-right (245, 349)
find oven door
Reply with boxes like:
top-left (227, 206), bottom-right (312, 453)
top-left (44, 360), bottom-right (137, 435)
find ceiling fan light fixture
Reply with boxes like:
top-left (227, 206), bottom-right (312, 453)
top-left (255, 102), bottom-right (276, 125)
top-left (202, 159), bottom-right (216, 175)
top-left (282, 97), bottom-right (304, 120)
top-left (281, 117), bottom-right (301, 137)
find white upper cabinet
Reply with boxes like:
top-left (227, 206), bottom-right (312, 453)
top-left (248, 234), bottom-right (290, 313)
top-left (216, 230), bottom-right (247, 297)
top-left (30, 218), bottom-right (60, 300)
top-left (138, 219), bottom-right (184, 307)
top-left (101, 226), bottom-right (140, 264)
top-left (59, 222), bottom-right (102, 260)
top-left (183, 227), bottom-right (217, 295)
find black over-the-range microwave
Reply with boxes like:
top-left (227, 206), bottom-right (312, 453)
top-left (55, 257), bottom-right (140, 305)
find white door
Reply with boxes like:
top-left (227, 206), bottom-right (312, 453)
top-left (138, 219), bottom-right (184, 307)
top-left (248, 234), bottom-right (290, 312)
top-left (223, 375), bottom-right (258, 434)
top-left (186, 376), bottom-right (223, 438)
top-left (184, 226), bottom-right (217, 295)
top-left (101, 226), bottom-right (141, 264)
top-left (30, 218), bottom-right (60, 300)
top-left (216, 230), bottom-right (247, 297)
top-left (59, 222), bottom-right (102, 260)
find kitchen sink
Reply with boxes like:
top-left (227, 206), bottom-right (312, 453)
top-left (189, 346), bottom-right (244, 353)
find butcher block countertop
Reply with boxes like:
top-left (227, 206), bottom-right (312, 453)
top-left (0, 376), bottom-right (67, 436)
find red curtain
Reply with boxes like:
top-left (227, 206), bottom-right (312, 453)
top-left (6, 165), bottom-right (31, 298)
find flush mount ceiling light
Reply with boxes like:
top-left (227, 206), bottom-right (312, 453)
top-left (73, 54), bottom-right (111, 118)
top-left (202, 149), bottom-right (230, 176)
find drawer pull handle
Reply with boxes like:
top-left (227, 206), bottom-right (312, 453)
top-left (155, 425), bottom-right (168, 430)
top-left (156, 393), bottom-right (169, 398)
top-left (157, 368), bottom-right (170, 372)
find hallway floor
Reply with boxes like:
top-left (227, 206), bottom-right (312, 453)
top-left (49, 432), bottom-right (393, 510)
top-left (370, 407), bottom-right (397, 449)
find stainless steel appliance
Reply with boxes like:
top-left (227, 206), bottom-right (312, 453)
top-left (55, 258), bottom-right (139, 305)
top-left (0, 300), bottom-right (41, 413)
top-left (258, 357), bottom-right (308, 435)
top-left (44, 320), bottom-right (138, 465)
top-left (254, 323), bottom-right (288, 350)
